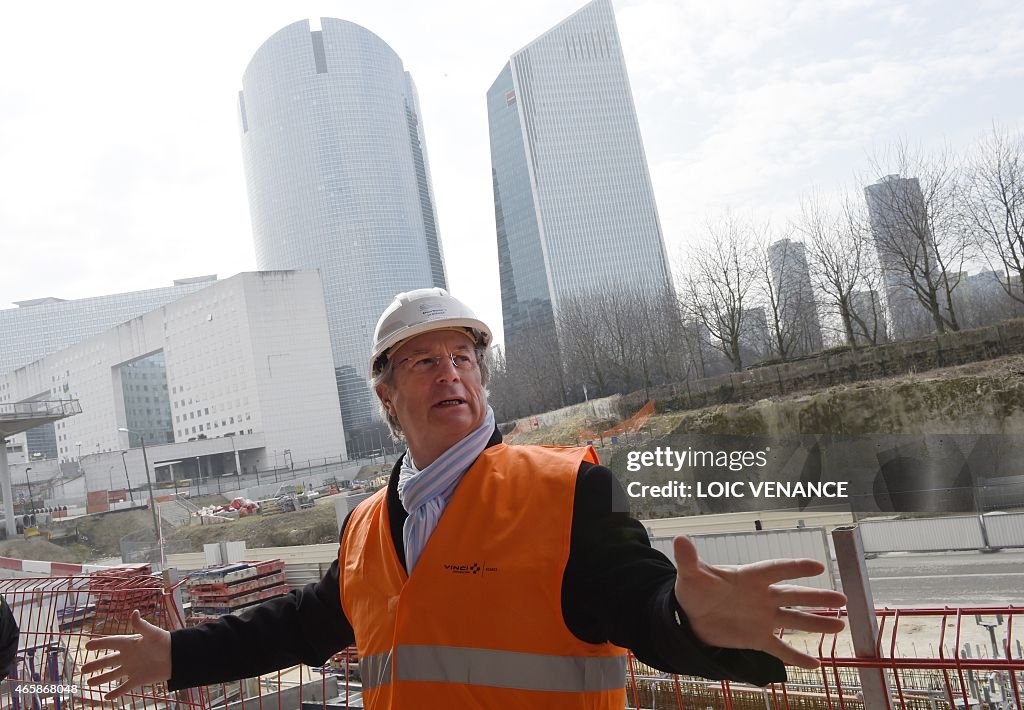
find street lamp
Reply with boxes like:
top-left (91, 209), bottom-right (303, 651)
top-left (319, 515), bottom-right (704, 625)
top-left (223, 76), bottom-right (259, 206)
top-left (120, 450), bottom-right (134, 502)
top-left (373, 429), bottom-right (387, 463)
top-left (224, 432), bottom-right (241, 477)
top-left (118, 427), bottom-right (163, 566)
top-left (24, 467), bottom-right (32, 513)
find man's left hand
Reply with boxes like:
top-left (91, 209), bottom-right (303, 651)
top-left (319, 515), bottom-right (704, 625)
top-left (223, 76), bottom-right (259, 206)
top-left (672, 535), bottom-right (847, 669)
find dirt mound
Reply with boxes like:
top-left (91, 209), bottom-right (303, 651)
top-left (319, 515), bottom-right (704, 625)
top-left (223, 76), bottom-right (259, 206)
top-left (170, 496), bottom-right (341, 549)
top-left (0, 538), bottom-right (89, 563)
top-left (50, 508), bottom-right (157, 558)
top-left (509, 415), bottom-right (619, 446)
top-left (189, 494), bottom-right (230, 508)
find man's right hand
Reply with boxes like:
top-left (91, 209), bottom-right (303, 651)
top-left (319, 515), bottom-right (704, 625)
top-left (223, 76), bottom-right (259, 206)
top-left (83, 609), bottom-right (172, 700)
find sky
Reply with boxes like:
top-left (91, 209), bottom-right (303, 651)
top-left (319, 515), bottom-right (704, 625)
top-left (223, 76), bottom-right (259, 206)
top-left (1, 0), bottom-right (1022, 347)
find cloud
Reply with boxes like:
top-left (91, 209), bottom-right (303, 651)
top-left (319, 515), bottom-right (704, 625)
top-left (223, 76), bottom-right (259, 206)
top-left (629, 0), bottom-right (1024, 274)
top-left (1, 0), bottom-right (1022, 330)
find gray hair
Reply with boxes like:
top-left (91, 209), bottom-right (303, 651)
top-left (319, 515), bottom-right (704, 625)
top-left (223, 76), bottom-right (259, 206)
top-left (371, 346), bottom-right (490, 439)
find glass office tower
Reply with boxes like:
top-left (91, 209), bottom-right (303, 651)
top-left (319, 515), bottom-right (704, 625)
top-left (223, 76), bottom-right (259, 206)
top-left (487, 0), bottom-right (672, 358)
top-left (864, 175), bottom-right (935, 340)
top-left (239, 19), bottom-right (447, 445)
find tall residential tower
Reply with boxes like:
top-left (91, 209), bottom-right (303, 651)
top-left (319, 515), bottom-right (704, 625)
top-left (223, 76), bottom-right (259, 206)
top-left (239, 19), bottom-right (446, 450)
top-left (487, 0), bottom-right (672, 360)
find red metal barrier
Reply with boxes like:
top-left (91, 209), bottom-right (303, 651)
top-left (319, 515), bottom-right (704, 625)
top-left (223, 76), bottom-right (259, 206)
top-left (0, 571), bottom-right (207, 710)
top-left (2, 568), bottom-right (1020, 710)
top-left (628, 606), bottom-right (1024, 709)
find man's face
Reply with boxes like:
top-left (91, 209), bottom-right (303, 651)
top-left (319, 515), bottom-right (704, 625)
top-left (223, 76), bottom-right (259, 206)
top-left (376, 329), bottom-right (487, 465)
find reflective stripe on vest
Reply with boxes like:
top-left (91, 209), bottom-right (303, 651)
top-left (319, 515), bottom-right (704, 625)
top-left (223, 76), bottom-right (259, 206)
top-left (359, 646), bottom-right (625, 692)
top-left (360, 651), bottom-right (393, 690)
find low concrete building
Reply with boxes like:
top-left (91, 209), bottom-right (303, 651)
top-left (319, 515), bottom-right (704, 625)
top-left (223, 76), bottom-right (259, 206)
top-left (1, 271), bottom-right (346, 494)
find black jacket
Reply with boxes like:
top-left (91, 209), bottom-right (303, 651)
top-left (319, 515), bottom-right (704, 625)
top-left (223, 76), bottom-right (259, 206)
top-left (0, 594), bottom-right (18, 681)
top-left (169, 430), bottom-right (783, 689)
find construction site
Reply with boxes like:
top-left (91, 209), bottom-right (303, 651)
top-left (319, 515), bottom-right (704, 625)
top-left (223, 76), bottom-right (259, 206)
top-left (1, 351), bottom-right (1024, 709)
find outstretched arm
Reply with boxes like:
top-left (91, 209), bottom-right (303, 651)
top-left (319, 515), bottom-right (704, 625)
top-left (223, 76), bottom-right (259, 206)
top-left (672, 535), bottom-right (847, 669)
top-left (85, 512), bottom-right (356, 698)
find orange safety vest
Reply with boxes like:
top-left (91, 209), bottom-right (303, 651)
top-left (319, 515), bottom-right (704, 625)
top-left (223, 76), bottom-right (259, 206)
top-left (339, 443), bottom-right (627, 709)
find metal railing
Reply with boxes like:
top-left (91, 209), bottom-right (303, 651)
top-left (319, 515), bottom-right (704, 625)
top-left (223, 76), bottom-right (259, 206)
top-left (2, 568), bottom-right (1021, 710)
top-left (627, 606), bottom-right (1024, 710)
top-left (0, 400), bottom-right (82, 419)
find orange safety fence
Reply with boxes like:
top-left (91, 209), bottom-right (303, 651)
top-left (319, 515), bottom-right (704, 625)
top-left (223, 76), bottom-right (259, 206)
top-left (3, 568), bottom-right (1021, 710)
top-left (603, 400), bottom-right (655, 440)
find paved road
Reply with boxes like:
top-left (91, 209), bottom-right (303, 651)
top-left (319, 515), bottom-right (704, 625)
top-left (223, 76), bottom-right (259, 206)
top-left (865, 549), bottom-right (1024, 606)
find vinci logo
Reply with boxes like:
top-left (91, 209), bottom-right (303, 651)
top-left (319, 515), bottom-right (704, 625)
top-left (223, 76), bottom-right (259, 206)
top-left (443, 562), bottom-right (481, 575)
top-left (443, 562), bottom-right (500, 575)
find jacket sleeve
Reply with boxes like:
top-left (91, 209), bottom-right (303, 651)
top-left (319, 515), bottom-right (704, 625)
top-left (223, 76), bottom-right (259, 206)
top-left (561, 462), bottom-right (786, 686)
top-left (0, 595), bottom-right (18, 681)
top-left (168, 516), bottom-right (355, 690)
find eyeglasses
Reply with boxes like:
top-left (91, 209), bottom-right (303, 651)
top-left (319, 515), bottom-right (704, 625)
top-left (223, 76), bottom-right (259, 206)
top-left (395, 351), bottom-right (478, 375)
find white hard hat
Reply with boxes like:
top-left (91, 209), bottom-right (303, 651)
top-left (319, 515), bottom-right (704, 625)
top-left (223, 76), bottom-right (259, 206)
top-left (370, 288), bottom-right (492, 375)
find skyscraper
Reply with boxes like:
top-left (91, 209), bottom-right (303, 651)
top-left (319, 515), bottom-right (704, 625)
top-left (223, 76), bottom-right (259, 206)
top-left (767, 238), bottom-right (822, 355)
top-left (864, 175), bottom-right (935, 340)
top-left (239, 19), bottom-right (446, 449)
top-left (487, 0), bottom-right (672, 360)
top-left (850, 289), bottom-right (887, 346)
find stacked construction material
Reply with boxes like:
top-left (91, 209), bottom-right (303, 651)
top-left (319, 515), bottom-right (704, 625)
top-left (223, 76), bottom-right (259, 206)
top-left (257, 497), bottom-right (284, 515)
top-left (91, 564), bottom-right (159, 631)
top-left (195, 497), bottom-right (259, 523)
top-left (187, 560), bottom-right (287, 622)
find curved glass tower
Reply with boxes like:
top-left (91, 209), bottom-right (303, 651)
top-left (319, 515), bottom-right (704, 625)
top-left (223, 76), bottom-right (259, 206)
top-left (239, 19), bottom-right (446, 445)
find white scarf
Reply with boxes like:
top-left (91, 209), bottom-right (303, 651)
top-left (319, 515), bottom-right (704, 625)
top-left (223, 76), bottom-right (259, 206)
top-left (397, 406), bottom-right (495, 573)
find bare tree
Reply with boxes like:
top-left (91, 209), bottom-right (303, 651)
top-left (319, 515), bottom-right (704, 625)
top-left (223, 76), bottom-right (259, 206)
top-left (598, 289), bottom-right (644, 394)
top-left (864, 142), bottom-right (970, 337)
top-left (964, 125), bottom-right (1024, 307)
top-left (678, 319), bottom-right (716, 378)
top-left (557, 285), bottom-right (685, 401)
top-left (797, 192), bottom-right (886, 348)
top-left (558, 294), bottom-right (612, 400)
top-left (751, 224), bottom-right (823, 361)
top-left (491, 315), bottom-right (567, 420)
top-left (680, 214), bottom-right (760, 371)
top-left (640, 285), bottom-right (689, 385)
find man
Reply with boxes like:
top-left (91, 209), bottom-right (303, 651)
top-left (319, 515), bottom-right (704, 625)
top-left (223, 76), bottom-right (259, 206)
top-left (85, 288), bottom-right (845, 708)
top-left (0, 593), bottom-right (18, 681)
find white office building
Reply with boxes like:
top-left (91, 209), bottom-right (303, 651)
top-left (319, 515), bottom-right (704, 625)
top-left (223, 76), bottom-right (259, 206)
top-left (1, 271), bottom-right (346, 487)
top-left (0, 275), bottom-right (217, 377)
